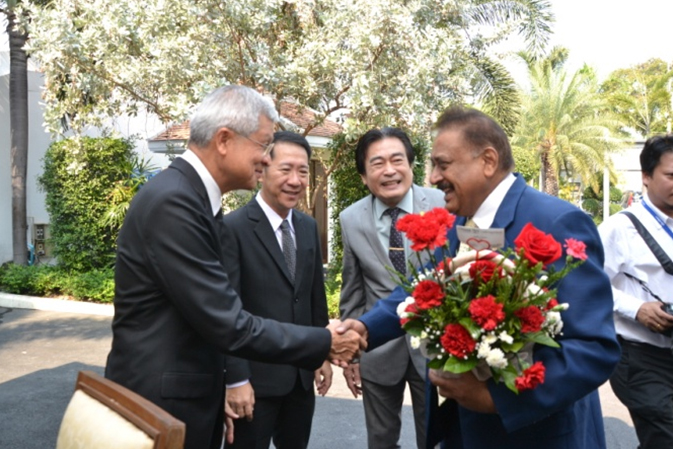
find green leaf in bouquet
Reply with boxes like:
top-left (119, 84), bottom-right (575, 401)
top-left (500, 368), bottom-right (520, 394)
top-left (458, 317), bottom-right (481, 338)
top-left (501, 340), bottom-right (525, 353)
top-left (402, 321), bottom-right (425, 336)
top-left (529, 332), bottom-right (561, 347)
top-left (443, 356), bottom-right (478, 373)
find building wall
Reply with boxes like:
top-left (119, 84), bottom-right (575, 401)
top-left (1, 70), bottom-right (170, 264)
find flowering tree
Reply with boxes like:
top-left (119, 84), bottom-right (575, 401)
top-left (21, 0), bottom-right (551, 134)
top-left (19, 0), bottom-right (552, 213)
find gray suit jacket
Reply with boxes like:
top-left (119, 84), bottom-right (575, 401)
top-left (339, 184), bottom-right (445, 385)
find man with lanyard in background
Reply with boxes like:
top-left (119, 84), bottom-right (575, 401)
top-left (600, 134), bottom-right (673, 449)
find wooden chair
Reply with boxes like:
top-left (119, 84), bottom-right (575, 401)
top-left (56, 370), bottom-right (185, 449)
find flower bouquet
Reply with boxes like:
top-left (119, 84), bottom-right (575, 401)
top-left (394, 207), bottom-right (587, 393)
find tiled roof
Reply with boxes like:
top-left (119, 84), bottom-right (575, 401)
top-left (149, 101), bottom-right (341, 142)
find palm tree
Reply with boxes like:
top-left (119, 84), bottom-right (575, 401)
top-left (2, 0), bottom-right (29, 264)
top-left (512, 47), bottom-right (623, 197)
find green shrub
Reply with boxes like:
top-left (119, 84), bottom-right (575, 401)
top-left (39, 136), bottom-right (135, 271)
top-left (324, 266), bottom-right (342, 319)
top-left (0, 263), bottom-right (40, 294)
top-left (60, 269), bottom-right (115, 303)
top-left (0, 263), bottom-right (114, 303)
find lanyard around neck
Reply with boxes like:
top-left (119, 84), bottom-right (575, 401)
top-left (642, 201), bottom-right (673, 241)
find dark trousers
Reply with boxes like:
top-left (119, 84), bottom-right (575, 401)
top-left (226, 377), bottom-right (315, 449)
top-left (611, 337), bottom-right (673, 449)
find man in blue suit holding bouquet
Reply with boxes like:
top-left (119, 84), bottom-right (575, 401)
top-left (339, 106), bottom-right (620, 448)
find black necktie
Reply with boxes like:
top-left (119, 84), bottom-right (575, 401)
top-left (385, 207), bottom-right (406, 275)
top-left (280, 219), bottom-right (296, 281)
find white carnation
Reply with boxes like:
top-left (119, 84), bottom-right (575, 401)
top-left (498, 331), bottom-right (514, 344)
top-left (485, 348), bottom-right (508, 369)
top-left (410, 336), bottom-right (421, 349)
top-left (477, 341), bottom-right (491, 359)
top-left (482, 333), bottom-right (497, 345)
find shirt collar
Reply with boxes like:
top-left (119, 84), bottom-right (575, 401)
top-left (180, 150), bottom-right (222, 216)
top-left (472, 173), bottom-right (517, 228)
top-left (644, 193), bottom-right (673, 226)
top-left (255, 192), bottom-right (294, 232)
top-left (373, 186), bottom-right (414, 219)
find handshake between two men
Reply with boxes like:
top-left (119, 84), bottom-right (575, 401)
top-left (326, 319), bottom-right (369, 367)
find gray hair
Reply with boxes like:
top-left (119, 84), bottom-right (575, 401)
top-left (188, 85), bottom-right (279, 148)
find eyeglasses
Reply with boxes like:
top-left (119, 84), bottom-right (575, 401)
top-left (239, 133), bottom-right (274, 156)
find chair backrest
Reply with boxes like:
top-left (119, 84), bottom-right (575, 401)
top-left (56, 370), bottom-right (185, 449)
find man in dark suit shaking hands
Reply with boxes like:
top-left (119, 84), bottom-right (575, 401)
top-left (105, 86), bottom-right (363, 449)
top-left (221, 131), bottom-right (332, 449)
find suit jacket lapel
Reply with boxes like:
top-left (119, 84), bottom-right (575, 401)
top-left (490, 174), bottom-right (526, 248)
top-left (247, 200), bottom-right (294, 284)
top-left (292, 213), bottom-right (308, 290)
top-left (359, 196), bottom-right (391, 268)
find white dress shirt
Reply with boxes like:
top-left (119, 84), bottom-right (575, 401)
top-left (599, 194), bottom-right (673, 348)
top-left (180, 150), bottom-right (222, 216)
top-left (255, 193), bottom-right (296, 248)
top-left (471, 173), bottom-right (517, 228)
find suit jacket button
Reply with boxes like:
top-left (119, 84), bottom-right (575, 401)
top-left (294, 298), bottom-right (299, 303)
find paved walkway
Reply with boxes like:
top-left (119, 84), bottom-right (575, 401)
top-left (0, 294), bottom-right (639, 448)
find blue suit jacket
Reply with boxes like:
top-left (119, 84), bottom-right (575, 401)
top-left (360, 174), bottom-right (620, 449)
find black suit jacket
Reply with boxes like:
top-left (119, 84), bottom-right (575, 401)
top-left (220, 199), bottom-right (329, 397)
top-left (105, 158), bottom-right (330, 449)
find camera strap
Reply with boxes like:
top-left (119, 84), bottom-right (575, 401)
top-left (621, 211), bottom-right (673, 276)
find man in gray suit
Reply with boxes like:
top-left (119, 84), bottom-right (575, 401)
top-left (339, 127), bottom-right (445, 449)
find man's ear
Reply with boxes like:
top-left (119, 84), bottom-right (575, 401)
top-left (360, 173), bottom-right (368, 186)
top-left (481, 147), bottom-right (499, 178)
top-left (214, 127), bottom-right (235, 156)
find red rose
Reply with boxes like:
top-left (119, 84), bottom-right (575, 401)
top-left (564, 238), bottom-right (588, 261)
top-left (514, 223), bottom-right (562, 267)
top-left (514, 361), bottom-right (546, 391)
top-left (468, 259), bottom-right (502, 284)
top-left (515, 306), bottom-right (545, 333)
top-left (397, 207), bottom-right (456, 251)
top-left (412, 280), bottom-right (445, 310)
top-left (468, 295), bottom-right (505, 331)
top-left (440, 323), bottom-right (476, 358)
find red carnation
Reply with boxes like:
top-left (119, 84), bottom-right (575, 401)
top-left (514, 361), bottom-right (546, 391)
top-left (468, 259), bottom-right (502, 284)
top-left (515, 306), bottom-right (545, 333)
top-left (514, 223), bottom-right (562, 267)
top-left (397, 207), bottom-right (456, 251)
top-left (468, 295), bottom-right (505, 331)
top-left (412, 280), bottom-right (445, 310)
top-left (439, 323), bottom-right (476, 358)
top-left (564, 238), bottom-right (588, 261)
top-left (545, 298), bottom-right (559, 310)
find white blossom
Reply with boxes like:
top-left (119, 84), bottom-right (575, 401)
top-left (485, 348), bottom-right (508, 369)
top-left (498, 331), bottom-right (514, 345)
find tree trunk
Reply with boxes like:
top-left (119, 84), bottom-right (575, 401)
top-left (7, 9), bottom-right (29, 265)
top-left (540, 150), bottom-right (559, 197)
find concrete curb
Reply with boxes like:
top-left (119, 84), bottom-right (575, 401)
top-left (0, 292), bottom-right (113, 317)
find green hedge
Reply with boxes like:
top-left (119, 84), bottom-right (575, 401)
top-left (0, 263), bottom-right (114, 303)
top-left (39, 136), bottom-right (135, 271)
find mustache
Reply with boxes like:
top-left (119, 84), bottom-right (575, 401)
top-left (436, 181), bottom-right (453, 191)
